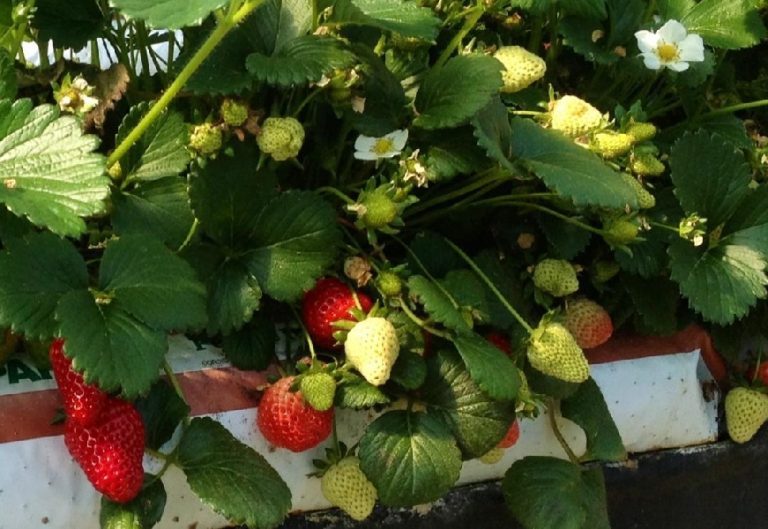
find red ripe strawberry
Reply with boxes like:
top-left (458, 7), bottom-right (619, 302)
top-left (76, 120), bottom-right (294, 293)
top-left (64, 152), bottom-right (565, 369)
top-left (65, 397), bottom-right (145, 503)
top-left (486, 331), bottom-right (512, 355)
top-left (563, 299), bottom-right (614, 349)
top-left (498, 420), bottom-right (520, 448)
top-left (302, 277), bottom-right (373, 349)
top-left (50, 338), bottom-right (108, 425)
top-left (257, 376), bottom-right (334, 452)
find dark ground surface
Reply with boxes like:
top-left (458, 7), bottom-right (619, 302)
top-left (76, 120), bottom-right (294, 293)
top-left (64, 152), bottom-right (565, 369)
top-left (262, 430), bottom-right (768, 529)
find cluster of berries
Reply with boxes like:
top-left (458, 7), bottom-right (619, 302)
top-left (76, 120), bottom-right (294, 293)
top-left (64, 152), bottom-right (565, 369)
top-left (50, 339), bottom-right (145, 503)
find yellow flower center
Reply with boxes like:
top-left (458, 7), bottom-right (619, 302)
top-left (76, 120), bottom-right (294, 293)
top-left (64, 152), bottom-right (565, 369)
top-left (656, 43), bottom-right (679, 62)
top-left (372, 138), bottom-right (395, 155)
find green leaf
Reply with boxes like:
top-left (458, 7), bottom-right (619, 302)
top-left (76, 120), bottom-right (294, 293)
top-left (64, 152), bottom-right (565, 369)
top-left (561, 378), bottom-right (626, 462)
top-left (560, 0), bottom-right (606, 19)
top-left (441, 270), bottom-right (495, 324)
top-left (358, 411), bottom-right (462, 506)
top-left (116, 104), bottom-right (191, 182)
top-left (658, 0), bottom-right (696, 20)
top-left (510, 118), bottom-right (637, 209)
top-left (0, 100), bottom-right (109, 236)
top-left (694, 114), bottom-right (752, 150)
top-left (668, 237), bottom-right (768, 325)
top-left (670, 131), bottom-right (750, 228)
top-left (414, 55), bottom-right (504, 130)
top-left (422, 350), bottom-right (516, 458)
top-left (99, 236), bottom-right (207, 332)
top-left (135, 380), bottom-right (190, 451)
top-left (407, 231), bottom-right (464, 277)
top-left (537, 214), bottom-right (592, 260)
top-left (389, 350), bottom-right (427, 390)
top-left (250, 0), bottom-right (312, 56)
top-left (177, 417), bottom-right (291, 528)
top-left (502, 457), bottom-right (611, 529)
top-left (422, 127), bottom-right (490, 182)
top-left (336, 373), bottom-right (390, 409)
top-left (330, 0), bottom-right (441, 40)
top-left (349, 45), bottom-right (408, 137)
top-left (681, 0), bottom-right (767, 49)
top-left (112, 0), bottom-right (228, 29)
top-left (221, 312), bottom-right (276, 370)
top-left (100, 477), bottom-right (166, 529)
top-left (473, 250), bottom-right (534, 332)
top-left (112, 177), bottom-right (196, 249)
top-left (246, 35), bottom-right (356, 87)
top-left (472, 98), bottom-right (516, 171)
top-left (0, 206), bottom-right (33, 241)
top-left (452, 333), bottom-right (520, 401)
top-left (56, 290), bottom-right (167, 397)
top-left (0, 233), bottom-right (88, 339)
top-left (189, 143), bottom-right (278, 247)
top-left (243, 191), bottom-right (341, 302)
top-left (33, 0), bottom-right (103, 49)
top-left (407, 275), bottom-right (470, 333)
top-left (526, 367), bottom-right (581, 399)
top-left (624, 275), bottom-right (679, 335)
top-left (0, 50), bottom-right (16, 100)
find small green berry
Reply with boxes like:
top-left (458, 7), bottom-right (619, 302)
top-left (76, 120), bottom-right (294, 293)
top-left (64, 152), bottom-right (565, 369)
top-left (377, 271), bottom-right (403, 297)
top-left (220, 99), bottom-right (249, 127)
top-left (257, 117), bottom-right (305, 161)
top-left (299, 372), bottom-right (336, 412)
top-left (361, 191), bottom-right (398, 229)
top-left (189, 123), bottom-right (223, 156)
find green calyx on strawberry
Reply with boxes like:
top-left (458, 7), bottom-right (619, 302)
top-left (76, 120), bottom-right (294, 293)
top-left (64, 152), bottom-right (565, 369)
top-left (527, 320), bottom-right (589, 383)
top-left (532, 258), bottom-right (579, 298)
top-left (50, 338), bottom-right (109, 426)
top-left (257, 376), bottom-right (334, 452)
top-left (189, 122), bottom-right (223, 156)
top-left (219, 98), bottom-right (249, 127)
top-left (563, 298), bottom-right (613, 349)
top-left (725, 387), bottom-right (768, 444)
top-left (65, 396), bottom-right (145, 503)
top-left (347, 184), bottom-right (417, 243)
top-left (302, 277), bottom-right (373, 350)
top-left (344, 316), bottom-right (400, 386)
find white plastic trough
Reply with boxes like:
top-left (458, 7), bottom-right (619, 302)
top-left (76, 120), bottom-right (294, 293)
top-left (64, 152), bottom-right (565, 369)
top-left (0, 326), bottom-right (723, 529)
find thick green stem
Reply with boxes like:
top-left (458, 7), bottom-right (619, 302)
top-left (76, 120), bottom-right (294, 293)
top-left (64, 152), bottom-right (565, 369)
top-left (434, 5), bottom-right (484, 68)
top-left (107, 0), bottom-right (265, 168)
top-left (547, 399), bottom-right (579, 464)
top-left (163, 360), bottom-right (188, 405)
top-left (702, 99), bottom-right (768, 118)
top-left (442, 238), bottom-right (534, 334)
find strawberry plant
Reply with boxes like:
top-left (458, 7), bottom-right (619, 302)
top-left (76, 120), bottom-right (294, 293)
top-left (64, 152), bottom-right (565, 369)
top-left (0, 0), bottom-right (767, 528)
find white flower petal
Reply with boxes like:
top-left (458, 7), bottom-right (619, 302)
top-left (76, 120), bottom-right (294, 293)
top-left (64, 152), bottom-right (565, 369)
top-left (678, 34), bottom-right (705, 62)
top-left (657, 19), bottom-right (687, 43)
top-left (354, 135), bottom-right (377, 151)
top-left (667, 61), bottom-right (690, 72)
top-left (634, 30), bottom-right (659, 53)
top-left (640, 53), bottom-right (662, 70)
top-left (354, 151), bottom-right (382, 161)
top-left (387, 129), bottom-right (409, 151)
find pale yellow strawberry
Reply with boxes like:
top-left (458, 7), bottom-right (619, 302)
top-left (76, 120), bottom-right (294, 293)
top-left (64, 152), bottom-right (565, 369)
top-left (533, 259), bottom-right (579, 297)
top-left (257, 117), bottom-right (305, 161)
top-left (321, 456), bottom-right (377, 521)
top-left (625, 122), bottom-right (657, 143)
top-left (549, 96), bottom-right (604, 138)
top-left (527, 322), bottom-right (589, 383)
top-left (630, 153), bottom-right (666, 177)
top-left (725, 387), bottom-right (768, 444)
top-left (493, 46), bottom-right (546, 93)
top-left (621, 173), bottom-right (656, 209)
top-left (345, 317), bottom-right (400, 386)
top-left (591, 132), bottom-right (634, 159)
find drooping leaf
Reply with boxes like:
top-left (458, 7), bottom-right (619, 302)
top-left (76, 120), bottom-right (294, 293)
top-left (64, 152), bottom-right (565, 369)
top-left (177, 417), bottom-right (292, 529)
top-left (135, 379), bottom-right (191, 451)
top-left (407, 275), bottom-right (470, 333)
top-left (502, 457), bottom-right (611, 529)
top-left (246, 35), bottom-right (356, 87)
top-left (0, 233), bottom-right (87, 339)
top-left (33, 0), bottom-right (103, 49)
top-left (111, 0), bottom-right (228, 29)
top-left (221, 312), bottom-right (276, 370)
top-left (472, 98), bottom-right (516, 171)
top-left (561, 378), bottom-right (627, 462)
top-left (100, 477), bottom-right (167, 529)
top-left (0, 50), bottom-right (16, 100)
top-left (681, 0), bottom-right (767, 49)
top-left (0, 100), bottom-right (109, 236)
top-left (451, 332), bottom-right (520, 401)
top-left (99, 235), bottom-right (207, 332)
top-left (116, 104), bottom-right (191, 183)
top-left (112, 177), bottom-right (196, 249)
top-left (510, 118), bottom-right (637, 209)
top-left (422, 350), bottom-right (516, 458)
top-left (670, 131), bottom-right (750, 229)
top-left (330, 0), bottom-right (441, 40)
top-left (358, 411), bottom-right (462, 506)
top-left (414, 55), bottom-right (504, 130)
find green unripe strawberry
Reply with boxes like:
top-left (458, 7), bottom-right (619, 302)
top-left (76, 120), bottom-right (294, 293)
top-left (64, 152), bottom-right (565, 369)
top-left (360, 191), bottom-right (398, 229)
top-left (377, 271), bottom-right (403, 297)
top-left (527, 322), bottom-right (589, 383)
top-left (592, 260), bottom-right (620, 283)
top-left (321, 456), bottom-right (377, 521)
top-left (549, 96), bottom-right (603, 138)
top-left (621, 173), bottom-right (656, 209)
top-left (257, 117), bottom-right (305, 161)
top-left (220, 99), bottom-right (249, 127)
top-left (532, 259), bottom-right (579, 297)
top-left (493, 45), bottom-right (546, 93)
top-left (625, 122), bottom-right (657, 143)
top-left (630, 153), bottom-right (666, 177)
top-left (591, 132), bottom-right (634, 159)
top-left (345, 317), bottom-right (400, 386)
top-left (725, 387), bottom-right (768, 444)
top-left (603, 218), bottom-right (639, 246)
top-left (299, 372), bottom-right (336, 412)
top-left (189, 123), bottom-right (223, 156)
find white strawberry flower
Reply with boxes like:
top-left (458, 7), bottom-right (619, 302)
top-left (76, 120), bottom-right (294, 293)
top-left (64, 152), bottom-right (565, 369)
top-left (634, 20), bottom-right (704, 72)
top-left (353, 129), bottom-right (408, 160)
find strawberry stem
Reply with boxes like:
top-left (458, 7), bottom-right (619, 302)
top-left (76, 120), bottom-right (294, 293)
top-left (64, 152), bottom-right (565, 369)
top-left (442, 238), bottom-right (534, 334)
top-left (291, 305), bottom-right (317, 360)
top-left (163, 360), bottom-right (189, 409)
top-left (396, 298), bottom-right (451, 339)
top-left (547, 399), bottom-right (579, 464)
